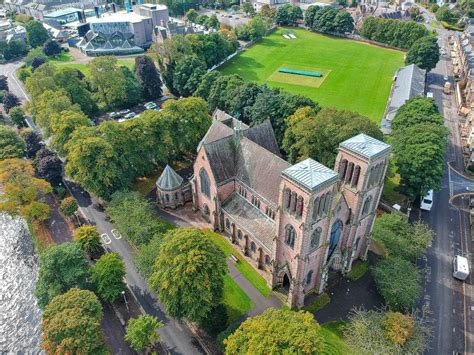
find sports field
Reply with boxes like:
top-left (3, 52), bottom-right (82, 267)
top-left (219, 28), bottom-right (405, 121)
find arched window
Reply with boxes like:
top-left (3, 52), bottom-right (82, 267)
top-left (250, 242), bottom-right (256, 252)
top-left (265, 255), bottom-right (271, 265)
top-left (323, 192), bottom-right (331, 214)
top-left (237, 229), bottom-right (242, 240)
top-left (362, 196), bottom-right (372, 216)
top-left (328, 219), bottom-right (343, 261)
top-left (203, 204), bottom-right (210, 216)
top-left (290, 191), bottom-right (297, 212)
top-left (312, 197), bottom-right (320, 221)
top-left (285, 224), bottom-right (296, 249)
top-left (296, 196), bottom-right (303, 218)
top-left (345, 162), bottom-right (354, 183)
top-left (306, 270), bottom-right (313, 285)
top-left (354, 237), bottom-right (361, 252)
top-left (199, 168), bottom-right (210, 197)
top-left (339, 159), bottom-right (348, 179)
top-left (284, 188), bottom-right (291, 209)
top-left (352, 165), bottom-right (361, 187)
top-left (225, 218), bottom-right (230, 230)
top-left (310, 228), bottom-right (321, 250)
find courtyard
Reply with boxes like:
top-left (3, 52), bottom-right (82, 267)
top-left (219, 28), bottom-right (405, 121)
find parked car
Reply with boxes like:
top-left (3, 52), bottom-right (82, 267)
top-left (153, 107), bottom-right (161, 112)
top-left (144, 101), bottom-right (157, 109)
top-left (118, 118), bottom-right (127, 123)
top-left (443, 74), bottom-right (449, 81)
top-left (109, 112), bottom-right (120, 118)
top-left (119, 109), bottom-right (131, 115)
top-left (453, 255), bottom-right (470, 281)
top-left (420, 190), bottom-right (433, 211)
top-left (124, 112), bottom-right (136, 119)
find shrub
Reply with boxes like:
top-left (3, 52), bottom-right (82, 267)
top-left (382, 311), bottom-right (415, 346)
top-left (53, 185), bottom-right (66, 199)
top-left (59, 196), bottom-right (78, 216)
top-left (200, 303), bottom-right (228, 337)
top-left (217, 320), bottom-right (244, 352)
top-left (73, 225), bottom-right (102, 255)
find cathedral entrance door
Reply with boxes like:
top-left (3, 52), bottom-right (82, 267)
top-left (282, 274), bottom-right (290, 294)
top-left (327, 219), bottom-right (342, 262)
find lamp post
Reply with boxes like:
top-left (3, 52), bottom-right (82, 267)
top-left (122, 290), bottom-right (129, 311)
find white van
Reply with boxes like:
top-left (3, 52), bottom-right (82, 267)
top-left (420, 190), bottom-right (434, 211)
top-left (453, 255), bottom-right (470, 281)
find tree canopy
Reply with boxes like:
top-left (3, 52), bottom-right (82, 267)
top-left (26, 20), bottom-right (49, 48)
top-left (405, 35), bottom-right (440, 72)
top-left (0, 125), bottom-right (25, 159)
top-left (73, 225), bottom-right (102, 255)
top-left (35, 242), bottom-right (90, 308)
top-left (135, 55), bottom-right (163, 100)
top-left (224, 308), bottom-right (325, 354)
top-left (91, 252), bottom-right (126, 302)
top-left (34, 148), bottom-right (63, 186)
top-left (392, 96), bottom-right (443, 131)
top-left (50, 109), bottom-right (91, 156)
top-left (125, 315), bottom-right (163, 352)
top-left (149, 227), bottom-right (227, 323)
top-left (41, 288), bottom-right (106, 354)
top-left (22, 129), bottom-right (42, 158)
top-left (275, 4), bottom-right (303, 26)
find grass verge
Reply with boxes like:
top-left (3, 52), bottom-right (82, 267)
top-left (133, 167), bottom-right (163, 197)
top-left (205, 230), bottom-right (272, 297)
top-left (304, 292), bottom-right (330, 313)
top-left (222, 275), bottom-right (253, 324)
top-left (346, 261), bottom-right (369, 281)
top-left (320, 321), bottom-right (351, 355)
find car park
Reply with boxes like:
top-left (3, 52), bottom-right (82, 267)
top-left (119, 109), bottom-right (131, 115)
top-left (124, 112), bottom-right (136, 119)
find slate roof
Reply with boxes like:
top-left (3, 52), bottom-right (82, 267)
top-left (156, 165), bottom-right (183, 191)
top-left (339, 133), bottom-right (391, 160)
top-left (243, 120), bottom-right (280, 156)
top-left (282, 158), bottom-right (338, 191)
top-left (221, 192), bottom-right (276, 251)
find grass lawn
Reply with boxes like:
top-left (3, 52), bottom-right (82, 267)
top-left (48, 51), bottom-right (73, 63)
top-left (222, 275), bottom-right (253, 324)
top-left (133, 167), bottom-right (163, 197)
top-left (219, 28), bottom-right (404, 121)
top-left (56, 57), bottom-right (136, 75)
top-left (304, 292), bottom-right (331, 313)
top-left (346, 260), bottom-right (368, 281)
top-left (320, 321), bottom-right (352, 355)
top-left (205, 230), bottom-right (272, 297)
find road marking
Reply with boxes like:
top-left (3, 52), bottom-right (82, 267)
top-left (100, 233), bottom-right (111, 245)
top-left (111, 229), bottom-right (122, 240)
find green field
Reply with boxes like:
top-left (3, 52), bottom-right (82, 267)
top-left (57, 57), bottom-right (136, 75)
top-left (219, 28), bottom-right (405, 121)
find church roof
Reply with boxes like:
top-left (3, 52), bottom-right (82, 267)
top-left (156, 165), bottom-right (183, 191)
top-left (282, 158), bottom-right (338, 192)
top-left (339, 133), bottom-right (391, 160)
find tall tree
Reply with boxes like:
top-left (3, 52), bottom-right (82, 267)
top-left (0, 125), bottom-right (25, 159)
top-left (392, 96), bottom-right (443, 131)
top-left (224, 309), bottom-right (325, 354)
top-left (0, 158), bottom-right (51, 222)
top-left (26, 20), bottom-right (49, 48)
top-left (50, 110), bottom-right (91, 156)
top-left (120, 66), bottom-right (143, 108)
top-left (405, 35), bottom-right (440, 72)
top-left (149, 228), bottom-right (227, 323)
top-left (91, 253), bottom-right (126, 302)
top-left (3, 92), bottom-right (20, 113)
top-left (35, 242), bottom-right (90, 308)
top-left (125, 315), bottom-right (163, 352)
top-left (135, 55), bottom-right (163, 100)
top-left (9, 106), bottom-right (26, 127)
top-left (73, 225), bottom-right (102, 255)
top-left (184, 9), bottom-right (198, 23)
top-left (34, 148), bottom-right (63, 186)
top-left (42, 39), bottom-right (61, 56)
top-left (0, 74), bottom-right (8, 91)
top-left (173, 55), bottom-right (207, 97)
top-left (41, 288), bottom-right (106, 354)
top-left (22, 129), bottom-right (43, 158)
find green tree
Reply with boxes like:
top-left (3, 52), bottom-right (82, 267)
top-left (73, 225), bottom-right (102, 255)
top-left (87, 56), bottom-right (127, 110)
top-left (173, 55), bottom-right (207, 97)
top-left (135, 233), bottom-right (164, 279)
top-left (91, 252), bottom-right (126, 302)
top-left (42, 39), bottom-right (61, 56)
top-left (305, 5), bottom-right (321, 28)
top-left (185, 9), bottom-right (198, 23)
top-left (436, 6), bottom-right (453, 22)
top-left (373, 256), bottom-right (421, 312)
top-left (50, 109), bottom-right (91, 156)
top-left (26, 20), bottom-right (49, 48)
top-left (312, 6), bottom-right (338, 33)
top-left (25, 46), bottom-right (48, 66)
top-left (22, 129), bottom-right (43, 158)
top-left (0, 158), bottom-right (51, 222)
top-left (405, 35), bottom-right (440, 72)
top-left (3, 92), bottom-right (20, 113)
top-left (9, 106), bottom-right (26, 127)
top-left (282, 106), bottom-right (382, 166)
top-left (0, 125), bottom-right (25, 159)
top-left (35, 242), bottom-right (90, 308)
top-left (224, 308), bottom-right (325, 354)
top-left (205, 14), bottom-right (220, 30)
top-left (334, 10), bottom-right (354, 33)
top-left (193, 70), bottom-right (221, 100)
top-left (392, 123), bottom-right (448, 201)
top-left (41, 288), bottom-right (106, 354)
top-left (242, 2), bottom-right (256, 16)
top-left (120, 66), bottom-right (143, 108)
top-left (392, 96), bottom-right (443, 131)
top-left (125, 315), bottom-right (164, 352)
top-left (149, 228), bottom-right (227, 323)
top-left (59, 196), bottom-right (78, 216)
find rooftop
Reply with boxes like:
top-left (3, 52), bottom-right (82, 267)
top-left (339, 133), bottom-right (391, 160)
top-left (282, 158), bottom-right (338, 191)
top-left (88, 12), bottom-right (149, 24)
top-left (44, 7), bottom-right (81, 17)
top-left (156, 165), bottom-right (183, 191)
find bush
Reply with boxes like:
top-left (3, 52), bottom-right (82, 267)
top-left (59, 196), bottom-right (78, 216)
top-left (73, 225), bottom-right (102, 255)
top-left (217, 320), bottom-right (244, 352)
top-left (200, 303), bottom-right (228, 337)
top-left (382, 311), bottom-right (415, 346)
top-left (9, 106), bottom-right (26, 128)
top-left (17, 67), bottom-right (31, 82)
top-left (53, 185), bottom-right (66, 199)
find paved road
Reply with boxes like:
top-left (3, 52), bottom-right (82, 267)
top-left (417, 7), bottom-right (473, 353)
top-left (65, 181), bottom-right (205, 355)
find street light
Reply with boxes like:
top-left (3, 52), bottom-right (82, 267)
top-left (122, 290), bottom-right (129, 312)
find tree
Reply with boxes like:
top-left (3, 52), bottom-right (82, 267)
top-left (0, 125), bottom-right (25, 159)
top-left (201, 303), bottom-right (228, 337)
top-left (0, 158), bottom-right (51, 222)
top-left (73, 225), bottom-right (102, 255)
top-left (87, 56), bottom-right (127, 110)
top-left (120, 66), bottom-right (143, 108)
top-left (35, 242), bottom-right (90, 308)
top-left (22, 129), bottom-right (43, 158)
top-left (34, 148), bottom-right (63, 186)
top-left (242, 2), bottom-right (256, 16)
top-left (3, 92), bottom-right (20, 113)
top-left (405, 35), bottom-right (440, 72)
top-left (41, 288), bottom-right (106, 354)
top-left (344, 309), bottom-right (431, 354)
top-left (9, 106), bottom-right (26, 127)
top-left (392, 96), bottom-right (443, 131)
top-left (373, 256), bottom-right (421, 312)
top-left (42, 39), bottom-right (61, 56)
top-left (0, 74), bottom-right (8, 91)
top-left (50, 109), bottom-right (91, 156)
top-left (125, 315), bottom-right (163, 352)
top-left (334, 10), bottom-right (354, 33)
top-left (196, 14), bottom-right (209, 25)
top-left (260, 4), bottom-right (276, 24)
top-left (135, 55), bottom-right (163, 100)
top-left (185, 9), bottom-right (198, 23)
top-left (26, 20), bottom-right (49, 48)
top-left (275, 4), bottom-right (302, 25)
top-left (91, 252), bottom-right (126, 302)
top-left (392, 123), bottom-right (448, 201)
top-left (224, 308), bottom-right (325, 354)
top-left (436, 6), bottom-right (453, 22)
top-left (206, 14), bottom-right (220, 30)
top-left (135, 233), bottom-right (164, 279)
top-left (25, 47), bottom-right (48, 66)
top-left (193, 70), bottom-right (221, 100)
top-left (173, 55), bottom-right (207, 97)
top-left (305, 5), bottom-right (321, 28)
top-left (149, 228), bottom-right (227, 323)
top-left (59, 196), bottom-right (78, 216)
top-left (31, 56), bottom-right (48, 71)
top-left (283, 106), bottom-right (382, 166)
